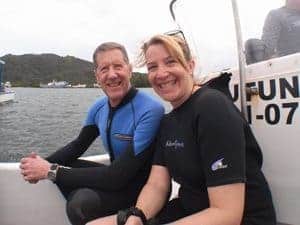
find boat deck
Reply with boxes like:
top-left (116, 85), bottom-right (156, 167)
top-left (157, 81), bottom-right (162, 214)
top-left (0, 155), bottom-right (179, 225)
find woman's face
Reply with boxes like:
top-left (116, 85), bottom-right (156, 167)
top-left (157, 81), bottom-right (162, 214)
top-left (145, 43), bottom-right (194, 108)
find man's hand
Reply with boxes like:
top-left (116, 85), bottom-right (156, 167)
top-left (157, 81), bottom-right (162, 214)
top-left (19, 152), bottom-right (51, 183)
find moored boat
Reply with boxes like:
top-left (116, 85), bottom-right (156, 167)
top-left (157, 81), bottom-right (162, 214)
top-left (4, 81), bottom-right (12, 88)
top-left (40, 80), bottom-right (69, 88)
top-left (72, 83), bottom-right (87, 88)
top-left (0, 89), bottom-right (15, 103)
top-left (0, 60), bottom-right (15, 104)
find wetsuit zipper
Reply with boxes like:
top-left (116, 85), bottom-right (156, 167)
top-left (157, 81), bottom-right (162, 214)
top-left (106, 107), bottom-right (115, 162)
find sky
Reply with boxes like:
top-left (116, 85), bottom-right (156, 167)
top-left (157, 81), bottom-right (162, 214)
top-left (0, 0), bottom-right (284, 73)
top-left (0, 0), bottom-right (174, 63)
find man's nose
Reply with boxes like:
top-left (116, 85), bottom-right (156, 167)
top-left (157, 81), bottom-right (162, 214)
top-left (107, 67), bottom-right (118, 78)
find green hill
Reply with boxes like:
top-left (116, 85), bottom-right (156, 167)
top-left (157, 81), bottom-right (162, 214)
top-left (0, 54), bottom-right (149, 87)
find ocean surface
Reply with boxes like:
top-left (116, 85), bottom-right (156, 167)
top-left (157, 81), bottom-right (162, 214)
top-left (0, 87), bottom-right (170, 162)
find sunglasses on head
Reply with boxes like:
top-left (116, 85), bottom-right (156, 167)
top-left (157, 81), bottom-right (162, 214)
top-left (164, 29), bottom-right (192, 57)
top-left (164, 29), bottom-right (187, 41)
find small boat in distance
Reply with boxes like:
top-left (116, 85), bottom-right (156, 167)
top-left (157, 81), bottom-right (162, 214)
top-left (72, 83), bottom-right (87, 88)
top-left (4, 81), bottom-right (12, 88)
top-left (0, 60), bottom-right (15, 104)
top-left (39, 80), bottom-right (69, 88)
top-left (93, 83), bottom-right (100, 88)
top-left (0, 87), bottom-right (15, 104)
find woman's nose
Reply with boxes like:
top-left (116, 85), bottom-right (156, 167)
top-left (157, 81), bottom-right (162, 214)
top-left (156, 65), bottom-right (169, 79)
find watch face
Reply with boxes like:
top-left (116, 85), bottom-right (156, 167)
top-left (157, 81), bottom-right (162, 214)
top-left (47, 164), bottom-right (58, 181)
top-left (47, 171), bottom-right (55, 181)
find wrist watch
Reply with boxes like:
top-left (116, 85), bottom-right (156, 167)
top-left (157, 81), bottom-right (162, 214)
top-left (47, 163), bottom-right (59, 182)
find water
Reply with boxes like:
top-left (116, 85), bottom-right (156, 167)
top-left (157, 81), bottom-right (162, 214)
top-left (0, 87), bottom-right (169, 162)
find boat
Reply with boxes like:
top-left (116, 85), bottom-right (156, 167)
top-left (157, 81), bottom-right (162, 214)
top-left (39, 80), bottom-right (69, 88)
top-left (72, 83), bottom-right (87, 88)
top-left (93, 83), bottom-right (100, 88)
top-left (4, 81), bottom-right (12, 88)
top-left (0, 60), bottom-right (15, 104)
top-left (169, 1), bottom-right (299, 224)
top-left (0, 1), bottom-right (299, 225)
top-left (0, 88), bottom-right (15, 104)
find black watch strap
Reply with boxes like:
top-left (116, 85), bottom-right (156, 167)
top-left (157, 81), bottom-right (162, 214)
top-left (117, 206), bottom-right (147, 225)
top-left (131, 207), bottom-right (147, 225)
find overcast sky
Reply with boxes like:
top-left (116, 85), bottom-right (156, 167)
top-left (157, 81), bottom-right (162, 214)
top-left (0, 0), bottom-right (174, 62)
top-left (0, 0), bottom-right (284, 73)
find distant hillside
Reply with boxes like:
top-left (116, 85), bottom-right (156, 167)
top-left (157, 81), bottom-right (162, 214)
top-left (0, 54), bottom-right (149, 87)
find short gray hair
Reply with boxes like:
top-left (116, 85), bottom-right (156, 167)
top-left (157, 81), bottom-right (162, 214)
top-left (93, 42), bottom-right (129, 67)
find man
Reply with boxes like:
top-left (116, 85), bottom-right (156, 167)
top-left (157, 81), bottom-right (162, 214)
top-left (262, 0), bottom-right (300, 58)
top-left (19, 42), bottom-right (164, 225)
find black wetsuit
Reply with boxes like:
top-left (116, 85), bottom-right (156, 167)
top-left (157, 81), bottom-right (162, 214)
top-left (46, 88), bottom-right (164, 225)
top-left (153, 86), bottom-right (276, 225)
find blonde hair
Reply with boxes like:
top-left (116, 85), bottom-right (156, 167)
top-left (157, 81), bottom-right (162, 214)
top-left (137, 34), bottom-right (192, 71)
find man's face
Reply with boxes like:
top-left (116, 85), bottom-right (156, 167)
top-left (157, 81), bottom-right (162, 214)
top-left (95, 49), bottom-right (132, 107)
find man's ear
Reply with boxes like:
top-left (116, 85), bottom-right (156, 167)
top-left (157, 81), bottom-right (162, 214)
top-left (94, 74), bottom-right (101, 87)
top-left (128, 64), bottom-right (133, 78)
top-left (94, 73), bottom-right (98, 82)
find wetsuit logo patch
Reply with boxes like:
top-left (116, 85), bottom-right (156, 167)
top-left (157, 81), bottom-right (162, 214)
top-left (165, 140), bottom-right (184, 149)
top-left (211, 158), bottom-right (228, 171)
top-left (113, 133), bottom-right (133, 141)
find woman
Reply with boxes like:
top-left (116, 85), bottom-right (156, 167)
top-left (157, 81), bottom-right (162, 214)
top-left (87, 34), bottom-right (276, 225)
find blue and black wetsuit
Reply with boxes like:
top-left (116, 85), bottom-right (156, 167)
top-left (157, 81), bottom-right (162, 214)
top-left (46, 87), bottom-right (164, 224)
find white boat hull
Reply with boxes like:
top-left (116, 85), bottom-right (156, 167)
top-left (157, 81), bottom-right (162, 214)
top-left (0, 163), bottom-right (70, 225)
top-left (0, 91), bottom-right (15, 104)
top-left (230, 54), bottom-right (300, 225)
top-left (0, 155), bottom-right (179, 225)
top-left (0, 155), bottom-right (109, 225)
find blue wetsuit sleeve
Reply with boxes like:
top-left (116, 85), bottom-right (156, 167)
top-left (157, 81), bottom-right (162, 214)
top-left (132, 104), bottom-right (165, 155)
top-left (46, 125), bottom-right (99, 165)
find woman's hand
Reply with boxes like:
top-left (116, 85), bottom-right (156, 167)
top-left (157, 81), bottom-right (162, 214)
top-left (124, 216), bottom-right (143, 225)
